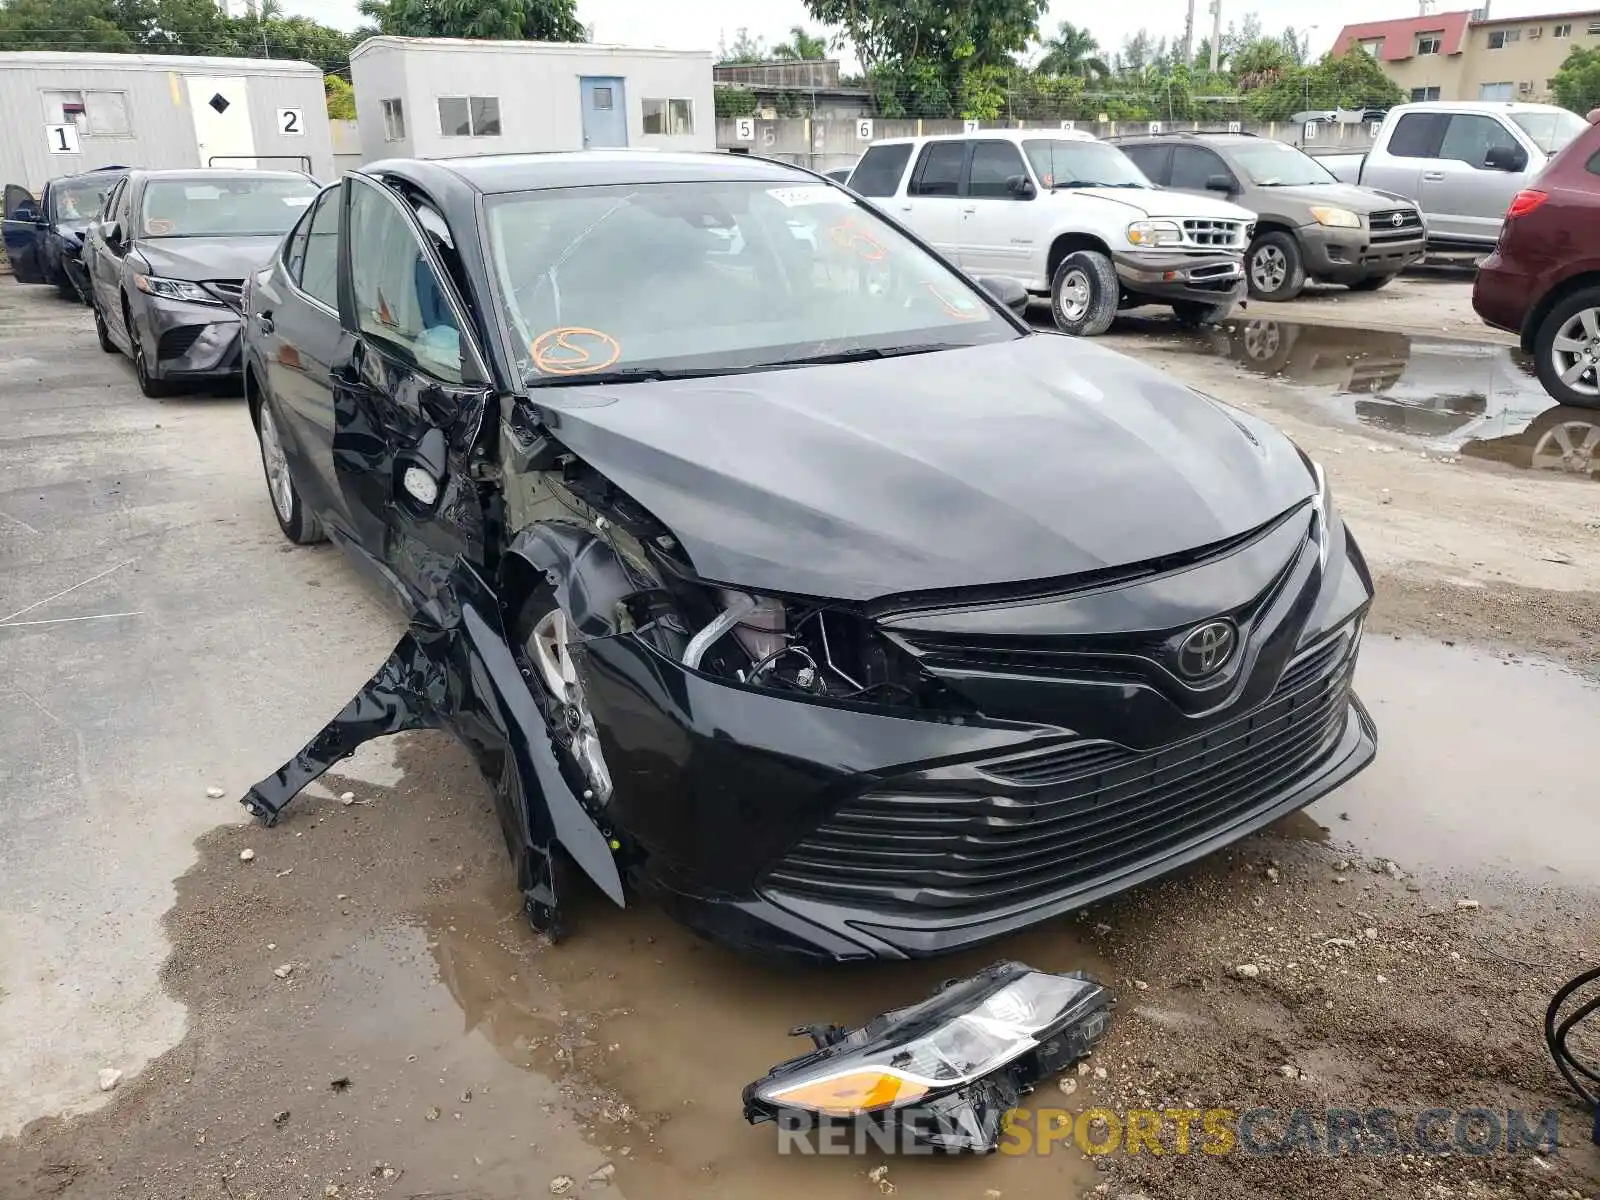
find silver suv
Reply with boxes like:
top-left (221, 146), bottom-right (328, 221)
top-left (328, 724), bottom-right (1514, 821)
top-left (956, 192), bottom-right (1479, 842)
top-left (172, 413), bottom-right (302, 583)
top-left (1113, 132), bottom-right (1425, 302)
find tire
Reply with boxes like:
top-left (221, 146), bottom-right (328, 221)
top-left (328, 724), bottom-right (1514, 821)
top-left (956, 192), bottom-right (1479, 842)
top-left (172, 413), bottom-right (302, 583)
top-left (1245, 231), bottom-right (1306, 302)
top-left (510, 587), bottom-right (614, 810)
top-left (1533, 287), bottom-right (1600, 410)
top-left (256, 395), bottom-right (325, 544)
top-left (1172, 300), bottom-right (1233, 327)
top-left (1524, 406), bottom-right (1600, 477)
top-left (53, 265), bottom-right (77, 301)
top-left (1348, 274), bottom-right (1395, 292)
top-left (93, 299), bottom-right (117, 353)
top-left (124, 298), bottom-right (171, 399)
top-left (1049, 250), bottom-right (1119, 336)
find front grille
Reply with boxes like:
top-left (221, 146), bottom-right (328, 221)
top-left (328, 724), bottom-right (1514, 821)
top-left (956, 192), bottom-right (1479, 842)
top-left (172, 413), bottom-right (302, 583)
top-left (764, 631), bottom-right (1356, 913)
top-left (1368, 208), bottom-right (1423, 244)
top-left (1182, 218), bottom-right (1246, 248)
top-left (157, 325), bottom-right (204, 361)
top-left (203, 279), bottom-right (245, 309)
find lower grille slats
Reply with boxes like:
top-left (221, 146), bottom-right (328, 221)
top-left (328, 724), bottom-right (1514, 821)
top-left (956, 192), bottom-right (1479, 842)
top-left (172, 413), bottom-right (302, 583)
top-left (766, 634), bottom-right (1356, 912)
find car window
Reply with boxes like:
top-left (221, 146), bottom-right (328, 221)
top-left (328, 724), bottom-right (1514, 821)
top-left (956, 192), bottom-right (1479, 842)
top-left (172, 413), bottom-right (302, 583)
top-left (282, 199), bottom-right (315, 280)
top-left (1170, 145), bottom-right (1230, 190)
top-left (1511, 109), bottom-right (1587, 154)
top-left (1227, 140), bottom-right (1336, 185)
top-left (1387, 112), bottom-right (1448, 158)
top-left (1019, 139), bottom-right (1150, 188)
top-left (484, 179), bottom-right (1016, 383)
top-left (910, 142), bottom-right (966, 196)
top-left (140, 176), bottom-right (320, 237)
top-left (348, 179), bottom-right (463, 383)
top-left (299, 187), bottom-right (340, 309)
top-left (1438, 114), bottom-right (1520, 166)
top-left (1119, 144), bottom-right (1170, 184)
top-left (967, 141), bottom-right (1028, 198)
top-left (850, 144), bottom-right (913, 197)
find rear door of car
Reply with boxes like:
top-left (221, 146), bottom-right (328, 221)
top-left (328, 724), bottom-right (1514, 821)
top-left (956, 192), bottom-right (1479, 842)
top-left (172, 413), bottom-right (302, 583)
top-left (956, 139), bottom-right (1036, 278)
top-left (900, 141), bottom-right (970, 261)
top-left (3, 183), bottom-right (46, 283)
top-left (331, 172), bottom-right (496, 611)
top-left (257, 183), bottom-right (350, 527)
top-left (1120, 143), bottom-right (1172, 187)
top-left (1421, 112), bottom-right (1534, 242)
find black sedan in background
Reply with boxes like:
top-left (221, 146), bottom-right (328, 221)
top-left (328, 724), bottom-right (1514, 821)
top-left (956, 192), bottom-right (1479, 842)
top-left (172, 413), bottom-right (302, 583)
top-left (83, 168), bottom-right (322, 397)
top-left (2, 167), bottom-right (127, 300)
top-left (239, 151), bottom-right (1376, 962)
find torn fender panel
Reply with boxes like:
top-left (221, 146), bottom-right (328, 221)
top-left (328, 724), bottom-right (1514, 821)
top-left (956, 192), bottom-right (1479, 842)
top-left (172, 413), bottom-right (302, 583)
top-left (241, 559), bottom-right (625, 924)
top-left (742, 961), bottom-right (1112, 1153)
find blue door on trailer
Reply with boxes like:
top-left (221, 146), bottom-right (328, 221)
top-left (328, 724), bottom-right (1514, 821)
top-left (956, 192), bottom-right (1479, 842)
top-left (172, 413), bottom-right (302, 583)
top-left (579, 77), bottom-right (628, 148)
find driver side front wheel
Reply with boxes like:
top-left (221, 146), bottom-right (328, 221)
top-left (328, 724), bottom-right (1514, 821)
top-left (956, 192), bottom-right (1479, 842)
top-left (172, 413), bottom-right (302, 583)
top-left (256, 397), bottom-right (325, 544)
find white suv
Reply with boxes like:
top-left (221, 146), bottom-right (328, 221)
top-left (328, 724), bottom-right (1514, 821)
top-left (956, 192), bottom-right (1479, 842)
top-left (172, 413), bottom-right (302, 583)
top-left (846, 129), bottom-right (1257, 335)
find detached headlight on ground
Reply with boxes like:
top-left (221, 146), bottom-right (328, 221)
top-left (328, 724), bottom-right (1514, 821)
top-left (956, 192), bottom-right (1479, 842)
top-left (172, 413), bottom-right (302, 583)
top-left (1308, 206), bottom-right (1361, 229)
top-left (742, 962), bottom-right (1112, 1152)
top-left (1127, 219), bottom-right (1184, 247)
top-left (134, 274), bottom-right (216, 303)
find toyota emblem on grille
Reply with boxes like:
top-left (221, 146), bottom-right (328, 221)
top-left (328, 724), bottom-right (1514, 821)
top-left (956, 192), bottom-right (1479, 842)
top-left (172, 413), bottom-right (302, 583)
top-left (1177, 621), bottom-right (1237, 678)
top-left (1391, 212), bottom-right (1405, 227)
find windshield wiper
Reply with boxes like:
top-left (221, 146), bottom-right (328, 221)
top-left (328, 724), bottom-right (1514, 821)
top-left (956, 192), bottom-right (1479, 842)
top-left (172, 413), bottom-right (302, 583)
top-left (752, 344), bottom-right (956, 368)
top-left (524, 365), bottom-right (733, 388)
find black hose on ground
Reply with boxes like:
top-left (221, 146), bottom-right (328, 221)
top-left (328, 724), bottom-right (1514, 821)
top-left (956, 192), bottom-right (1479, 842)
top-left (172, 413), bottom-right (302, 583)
top-left (1545, 965), bottom-right (1600, 1146)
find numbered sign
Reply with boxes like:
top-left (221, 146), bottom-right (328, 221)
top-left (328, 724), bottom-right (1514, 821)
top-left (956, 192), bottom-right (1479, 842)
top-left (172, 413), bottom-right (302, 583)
top-left (1369, 119), bottom-right (1382, 137)
top-left (856, 118), bottom-right (873, 141)
top-left (1227, 120), bottom-right (1242, 134)
top-left (278, 108), bottom-right (305, 136)
top-left (963, 119), bottom-right (980, 133)
top-left (1304, 120), bottom-right (1320, 140)
top-left (761, 124), bottom-right (776, 148)
top-left (1059, 119), bottom-right (1076, 131)
top-left (735, 117), bottom-right (755, 141)
top-left (1148, 121), bottom-right (1163, 134)
top-left (46, 123), bottom-right (80, 154)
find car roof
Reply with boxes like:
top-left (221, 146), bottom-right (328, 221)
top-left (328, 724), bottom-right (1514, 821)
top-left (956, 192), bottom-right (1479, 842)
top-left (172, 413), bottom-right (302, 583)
top-left (867, 128), bottom-right (1098, 148)
top-left (367, 150), bottom-right (816, 197)
top-left (1389, 99), bottom-right (1573, 115)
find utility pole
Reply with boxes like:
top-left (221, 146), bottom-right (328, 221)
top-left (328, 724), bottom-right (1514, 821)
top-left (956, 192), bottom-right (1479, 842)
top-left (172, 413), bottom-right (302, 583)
top-left (1208, 0), bottom-right (1222, 74)
top-left (1183, 0), bottom-right (1196, 68)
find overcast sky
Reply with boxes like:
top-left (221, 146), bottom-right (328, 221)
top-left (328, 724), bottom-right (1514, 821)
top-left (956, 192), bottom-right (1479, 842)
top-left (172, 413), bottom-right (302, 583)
top-left (280, 0), bottom-right (1569, 68)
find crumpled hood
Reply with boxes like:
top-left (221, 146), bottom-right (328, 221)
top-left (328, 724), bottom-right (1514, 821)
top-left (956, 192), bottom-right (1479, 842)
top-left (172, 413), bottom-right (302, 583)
top-left (134, 234), bottom-right (283, 281)
top-left (533, 335), bottom-right (1316, 602)
top-left (1058, 186), bottom-right (1254, 222)
top-left (1263, 182), bottom-right (1415, 214)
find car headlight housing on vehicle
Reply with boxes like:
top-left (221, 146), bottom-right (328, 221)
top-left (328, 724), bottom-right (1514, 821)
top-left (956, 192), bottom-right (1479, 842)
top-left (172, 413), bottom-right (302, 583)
top-left (134, 274), bottom-right (217, 304)
top-left (743, 962), bottom-right (1112, 1152)
top-left (1308, 206), bottom-right (1361, 229)
top-left (1126, 219), bottom-right (1184, 247)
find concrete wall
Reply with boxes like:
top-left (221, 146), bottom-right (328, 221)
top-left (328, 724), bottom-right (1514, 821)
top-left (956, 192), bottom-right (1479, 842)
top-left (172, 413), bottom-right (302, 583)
top-left (330, 118), bottom-right (364, 176)
top-left (717, 116), bottom-right (1382, 175)
top-left (351, 36), bottom-right (715, 163)
top-left (0, 52), bottom-right (334, 191)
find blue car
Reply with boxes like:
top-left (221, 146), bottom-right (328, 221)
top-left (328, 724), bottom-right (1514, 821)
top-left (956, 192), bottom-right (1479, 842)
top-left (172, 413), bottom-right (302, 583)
top-left (3, 167), bottom-right (128, 302)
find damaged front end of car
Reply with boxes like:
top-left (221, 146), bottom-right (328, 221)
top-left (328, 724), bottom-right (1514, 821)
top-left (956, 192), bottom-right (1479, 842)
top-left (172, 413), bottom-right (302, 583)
top-left (742, 962), bottom-right (1113, 1153)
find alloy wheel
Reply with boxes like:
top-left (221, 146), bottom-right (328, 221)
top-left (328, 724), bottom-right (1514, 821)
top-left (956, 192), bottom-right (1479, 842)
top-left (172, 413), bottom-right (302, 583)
top-left (1057, 268), bottom-right (1091, 322)
top-left (258, 405), bottom-right (295, 522)
top-left (529, 608), bottom-right (613, 805)
top-left (1549, 307), bottom-right (1600, 399)
top-left (1531, 417), bottom-right (1600, 476)
top-left (1250, 245), bottom-right (1287, 294)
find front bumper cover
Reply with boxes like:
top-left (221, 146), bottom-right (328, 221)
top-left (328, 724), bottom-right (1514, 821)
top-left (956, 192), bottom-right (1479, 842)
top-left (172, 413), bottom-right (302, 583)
top-left (1113, 250), bottom-right (1246, 307)
top-left (1299, 222), bottom-right (1425, 283)
top-left (136, 293), bottom-right (243, 379)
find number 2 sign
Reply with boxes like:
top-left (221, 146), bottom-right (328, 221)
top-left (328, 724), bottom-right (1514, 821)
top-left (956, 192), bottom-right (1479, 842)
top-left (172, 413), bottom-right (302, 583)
top-left (278, 109), bottom-right (305, 136)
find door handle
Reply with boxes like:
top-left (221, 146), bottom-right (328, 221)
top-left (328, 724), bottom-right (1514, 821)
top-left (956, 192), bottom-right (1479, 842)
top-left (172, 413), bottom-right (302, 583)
top-left (1422, 172), bottom-right (1445, 181)
top-left (256, 311), bottom-right (274, 333)
top-left (961, 206), bottom-right (976, 214)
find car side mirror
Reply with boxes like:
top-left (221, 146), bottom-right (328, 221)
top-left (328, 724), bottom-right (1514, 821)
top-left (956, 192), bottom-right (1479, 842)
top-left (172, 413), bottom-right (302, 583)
top-left (977, 276), bottom-right (1029, 315)
top-left (1206, 174), bottom-right (1236, 193)
top-left (104, 220), bottom-right (122, 247)
top-left (1005, 174), bottom-right (1036, 199)
top-left (1484, 145), bottom-right (1527, 172)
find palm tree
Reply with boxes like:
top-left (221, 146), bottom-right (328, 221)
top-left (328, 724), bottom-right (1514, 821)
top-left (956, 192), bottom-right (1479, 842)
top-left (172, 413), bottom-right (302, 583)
top-left (771, 25), bottom-right (827, 60)
top-left (1038, 21), bottom-right (1108, 80)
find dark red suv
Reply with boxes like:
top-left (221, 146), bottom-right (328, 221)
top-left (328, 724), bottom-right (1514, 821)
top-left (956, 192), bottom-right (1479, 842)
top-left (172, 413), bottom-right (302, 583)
top-left (1473, 108), bottom-right (1600, 408)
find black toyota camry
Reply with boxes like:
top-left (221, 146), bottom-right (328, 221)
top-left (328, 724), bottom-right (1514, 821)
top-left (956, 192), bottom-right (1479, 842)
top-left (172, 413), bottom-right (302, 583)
top-left (239, 150), bottom-right (1376, 962)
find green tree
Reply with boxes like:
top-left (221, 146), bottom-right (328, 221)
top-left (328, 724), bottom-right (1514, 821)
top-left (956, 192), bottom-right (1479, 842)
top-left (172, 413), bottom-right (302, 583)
top-left (1551, 45), bottom-right (1600, 115)
top-left (717, 25), bottom-right (766, 61)
top-left (771, 25), bottom-right (827, 59)
top-left (713, 86), bottom-right (757, 117)
top-left (1037, 21), bottom-right (1106, 79)
top-left (324, 73), bottom-right (356, 118)
top-left (0, 0), bottom-right (136, 50)
top-left (356, 0), bottom-right (582, 42)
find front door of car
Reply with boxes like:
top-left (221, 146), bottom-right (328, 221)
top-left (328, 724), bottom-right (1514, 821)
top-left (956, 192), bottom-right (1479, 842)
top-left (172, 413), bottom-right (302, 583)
top-left (957, 140), bottom-right (1036, 280)
top-left (1420, 113), bottom-right (1531, 242)
top-left (88, 178), bottom-right (132, 322)
top-left (900, 141), bottom-right (970, 262)
top-left (332, 173), bottom-right (496, 613)
top-left (3, 183), bottom-right (46, 283)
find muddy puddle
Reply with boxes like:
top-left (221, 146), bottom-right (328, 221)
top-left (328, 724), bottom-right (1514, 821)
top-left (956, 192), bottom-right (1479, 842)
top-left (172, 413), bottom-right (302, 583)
top-left (1131, 317), bottom-right (1600, 480)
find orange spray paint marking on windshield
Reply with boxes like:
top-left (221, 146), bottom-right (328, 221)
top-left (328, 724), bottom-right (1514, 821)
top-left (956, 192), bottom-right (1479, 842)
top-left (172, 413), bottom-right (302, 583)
top-left (531, 327), bottom-right (622, 375)
top-left (829, 217), bottom-right (887, 262)
top-left (925, 282), bottom-right (984, 320)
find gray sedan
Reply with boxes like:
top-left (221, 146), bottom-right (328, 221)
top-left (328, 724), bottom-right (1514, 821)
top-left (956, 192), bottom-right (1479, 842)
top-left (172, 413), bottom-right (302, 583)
top-left (83, 169), bottom-right (321, 397)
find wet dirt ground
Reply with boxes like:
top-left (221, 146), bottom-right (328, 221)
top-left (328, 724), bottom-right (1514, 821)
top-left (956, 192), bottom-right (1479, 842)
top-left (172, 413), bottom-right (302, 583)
top-left (4, 276), bottom-right (1600, 1200)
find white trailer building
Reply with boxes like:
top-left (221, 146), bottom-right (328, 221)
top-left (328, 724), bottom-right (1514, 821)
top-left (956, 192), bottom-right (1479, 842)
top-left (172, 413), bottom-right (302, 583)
top-left (350, 36), bottom-right (715, 162)
top-left (0, 52), bottom-right (335, 192)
